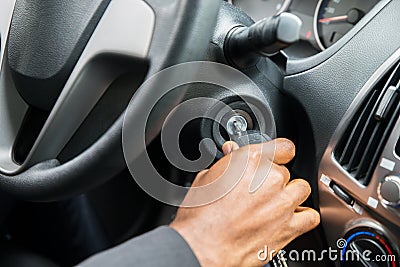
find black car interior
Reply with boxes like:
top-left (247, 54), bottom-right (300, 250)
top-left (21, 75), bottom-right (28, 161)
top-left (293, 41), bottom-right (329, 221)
top-left (0, 0), bottom-right (398, 266)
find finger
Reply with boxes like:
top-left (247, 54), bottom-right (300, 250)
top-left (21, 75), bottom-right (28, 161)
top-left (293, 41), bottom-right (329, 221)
top-left (248, 163), bottom-right (290, 193)
top-left (295, 206), bottom-right (309, 212)
top-left (277, 165), bottom-right (291, 186)
top-left (222, 141), bottom-right (240, 155)
top-left (291, 207), bottom-right (321, 235)
top-left (268, 138), bottom-right (295, 165)
top-left (191, 169), bottom-right (209, 186)
top-left (245, 138), bottom-right (295, 165)
top-left (285, 179), bottom-right (312, 208)
top-left (197, 169), bottom-right (209, 179)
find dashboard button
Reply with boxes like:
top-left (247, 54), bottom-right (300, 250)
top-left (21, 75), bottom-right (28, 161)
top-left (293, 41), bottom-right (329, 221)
top-left (331, 183), bottom-right (354, 206)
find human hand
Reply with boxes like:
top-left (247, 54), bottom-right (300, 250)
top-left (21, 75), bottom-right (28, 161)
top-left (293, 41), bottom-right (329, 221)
top-left (170, 139), bottom-right (320, 266)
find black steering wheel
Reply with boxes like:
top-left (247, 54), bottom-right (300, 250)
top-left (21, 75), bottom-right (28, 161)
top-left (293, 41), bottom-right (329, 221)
top-left (0, 0), bottom-right (220, 201)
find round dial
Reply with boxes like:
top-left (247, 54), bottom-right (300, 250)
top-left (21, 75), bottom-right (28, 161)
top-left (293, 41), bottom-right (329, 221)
top-left (314, 0), bottom-right (379, 50)
top-left (378, 176), bottom-right (400, 208)
top-left (341, 227), bottom-right (399, 267)
top-left (230, 0), bottom-right (291, 21)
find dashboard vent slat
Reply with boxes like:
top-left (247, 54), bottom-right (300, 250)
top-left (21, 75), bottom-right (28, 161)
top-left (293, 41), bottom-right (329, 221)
top-left (334, 62), bottom-right (400, 186)
top-left (364, 100), bottom-right (400, 181)
top-left (346, 103), bottom-right (380, 173)
top-left (338, 90), bottom-right (379, 166)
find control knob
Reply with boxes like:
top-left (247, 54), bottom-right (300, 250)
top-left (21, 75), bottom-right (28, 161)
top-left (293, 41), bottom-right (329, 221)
top-left (378, 175), bottom-right (400, 207)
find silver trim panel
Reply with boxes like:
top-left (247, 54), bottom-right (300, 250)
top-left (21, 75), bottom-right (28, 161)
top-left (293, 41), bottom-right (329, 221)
top-left (0, 0), bottom-right (16, 72)
top-left (0, 0), bottom-right (27, 173)
top-left (0, 0), bottom-right (155, 174)
top-left (320, 47), bottom-right (400, 225)
top-left (318, 47), bottom-right (400, 256)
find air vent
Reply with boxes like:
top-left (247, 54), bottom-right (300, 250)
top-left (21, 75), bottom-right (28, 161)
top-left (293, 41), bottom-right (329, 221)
top-left (334, 62), bottom-right (400, 185)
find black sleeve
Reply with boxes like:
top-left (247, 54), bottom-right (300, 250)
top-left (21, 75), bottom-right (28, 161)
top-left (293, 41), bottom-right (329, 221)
top-left (77, 226), bottom-right (200, 267)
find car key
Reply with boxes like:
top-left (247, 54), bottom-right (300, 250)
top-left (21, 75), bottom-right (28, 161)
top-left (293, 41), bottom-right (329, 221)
top-left (225, 114), bottom-right (271, 146)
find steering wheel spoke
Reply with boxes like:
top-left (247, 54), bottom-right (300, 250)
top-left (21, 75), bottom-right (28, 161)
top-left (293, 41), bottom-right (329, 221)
top-left (0, 0), bottom-right (155, 174)
top-left (23, 0), bottom-right (155, 170)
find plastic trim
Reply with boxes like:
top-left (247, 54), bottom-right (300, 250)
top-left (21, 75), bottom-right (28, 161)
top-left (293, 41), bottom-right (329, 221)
top-left (0, 0), bottom-right (155, 174)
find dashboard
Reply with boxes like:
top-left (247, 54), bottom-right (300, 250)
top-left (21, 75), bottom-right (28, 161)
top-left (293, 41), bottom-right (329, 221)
top-left (225, 1), bottom-right (400, 265)
top-left (228, 0), bottom-right (381, 58)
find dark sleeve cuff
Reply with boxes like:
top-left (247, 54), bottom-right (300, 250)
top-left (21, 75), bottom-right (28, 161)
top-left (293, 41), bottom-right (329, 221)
top-left (78, 226), bottom-right (200, 267)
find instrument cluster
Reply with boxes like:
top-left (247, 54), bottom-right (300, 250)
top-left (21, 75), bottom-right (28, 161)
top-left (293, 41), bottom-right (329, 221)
top-left (228, 0), bottom-right (381, 57)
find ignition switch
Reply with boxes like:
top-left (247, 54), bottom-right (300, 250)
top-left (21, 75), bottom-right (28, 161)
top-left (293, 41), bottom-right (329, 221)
top-left (225, 113), bottom-right (271, 147)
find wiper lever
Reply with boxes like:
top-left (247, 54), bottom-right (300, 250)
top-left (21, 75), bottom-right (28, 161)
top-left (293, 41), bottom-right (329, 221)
top-left (225, 12), bottom-right (302, 68)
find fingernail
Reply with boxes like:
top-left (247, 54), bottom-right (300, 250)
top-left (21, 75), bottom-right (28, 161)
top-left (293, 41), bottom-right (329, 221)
top-left (223, 145), bottom-right (232, 155)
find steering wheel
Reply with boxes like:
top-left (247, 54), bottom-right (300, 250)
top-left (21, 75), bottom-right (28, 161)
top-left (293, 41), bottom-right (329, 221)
top-left (0, 0), bottom-right (220, 201)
